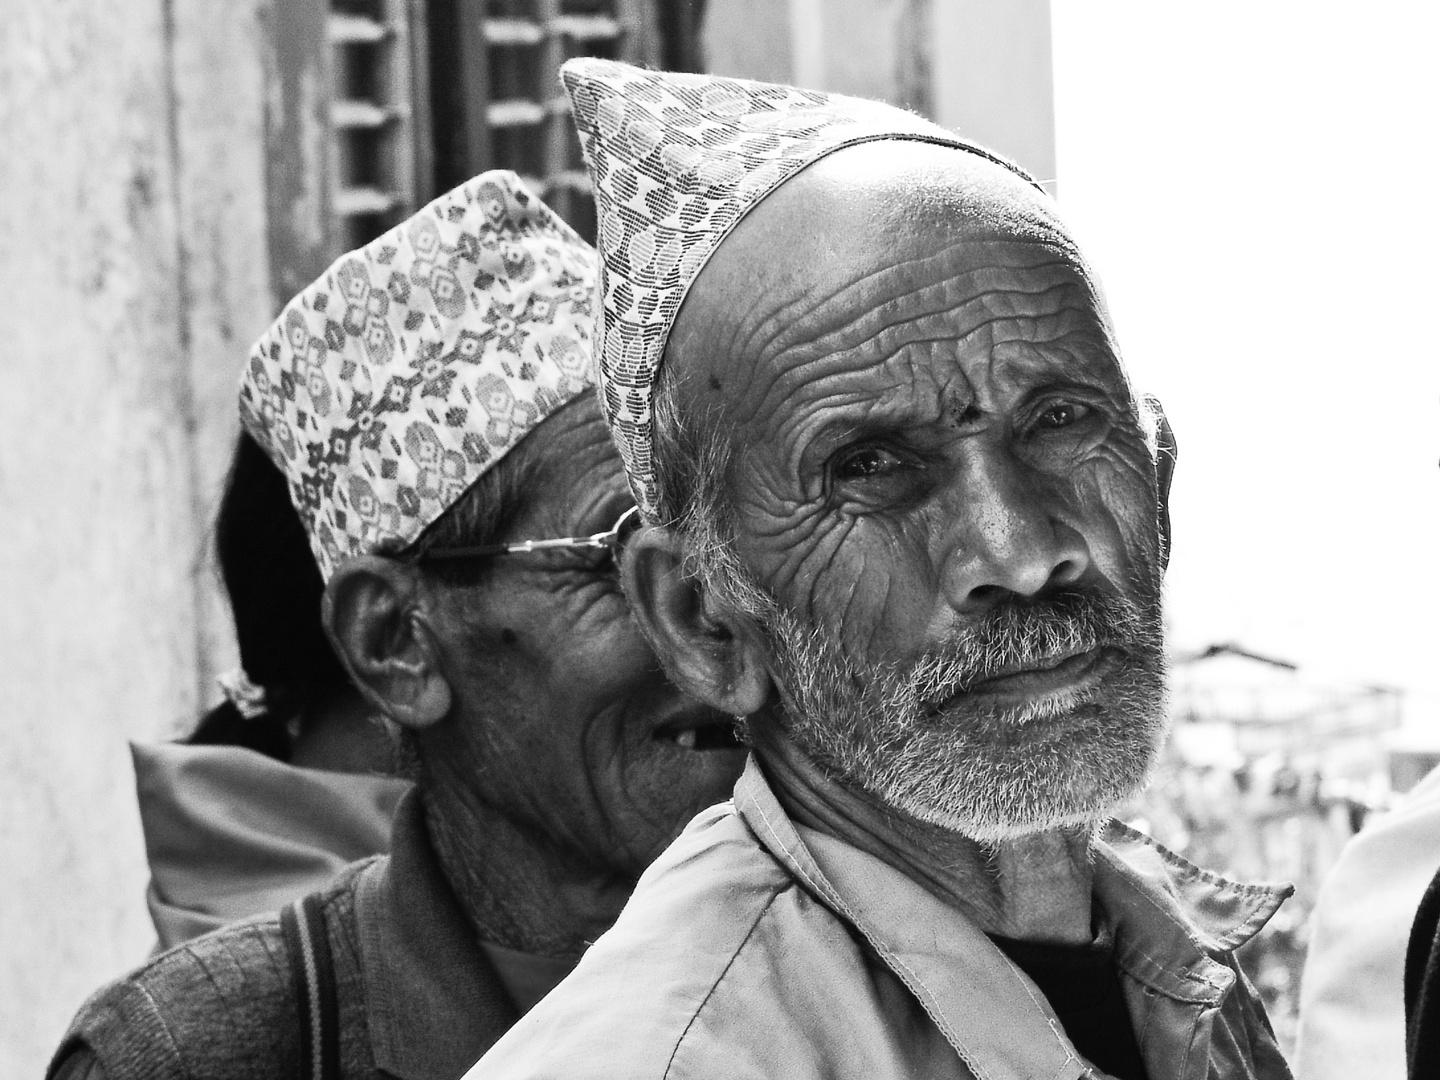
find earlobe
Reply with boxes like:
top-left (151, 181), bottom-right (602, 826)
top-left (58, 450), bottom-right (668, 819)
top-left (323, 557), bottom-right (453, 730)
top-left (621, 525), bottom-right (772, 716)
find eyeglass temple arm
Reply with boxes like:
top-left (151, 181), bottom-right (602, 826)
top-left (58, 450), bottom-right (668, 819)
top-left (417, 508), bottom-right (640, 562)
top-left (419, 529), bottom-right (615, 561)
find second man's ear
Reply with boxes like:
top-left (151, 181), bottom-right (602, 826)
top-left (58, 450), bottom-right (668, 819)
top-left (621, 524), bottom-right (772, 718)
top-left (322, 557), bottom-right (452, 730)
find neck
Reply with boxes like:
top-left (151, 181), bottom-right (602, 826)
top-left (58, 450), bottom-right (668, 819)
top-left (420, 761), bottom-right (635, 959)
top-left (754, 729), bottom-right (1096, 944)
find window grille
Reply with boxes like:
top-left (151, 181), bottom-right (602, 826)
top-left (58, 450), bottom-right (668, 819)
top-left (428, 0), bottom-right (701, 241)
top-left (263, 0), bottom-right (434, 309)
top-left (328, 0), bottom-right (432, 252)
top-left (265, 0), bottom-right (703, 309)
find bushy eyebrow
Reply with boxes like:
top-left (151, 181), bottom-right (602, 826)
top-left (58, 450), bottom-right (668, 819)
top-left (782, 340), bottom-right (1127, 485)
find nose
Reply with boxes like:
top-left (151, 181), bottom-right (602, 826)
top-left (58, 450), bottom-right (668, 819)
top-left (940, 449), bottom-right (1091, 614)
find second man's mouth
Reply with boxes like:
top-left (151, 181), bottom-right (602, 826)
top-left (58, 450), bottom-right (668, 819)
top-left (653, 712), bottom-right (746, 751)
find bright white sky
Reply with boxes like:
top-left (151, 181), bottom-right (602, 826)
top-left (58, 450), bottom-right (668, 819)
top-left (1049, 3), bottom-right (1440, 741)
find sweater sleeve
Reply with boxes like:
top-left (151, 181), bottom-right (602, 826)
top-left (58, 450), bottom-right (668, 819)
top-left (45, 971), bottom-right (187, 1080)
top-left (45, 918), bottom-right (299, 1080)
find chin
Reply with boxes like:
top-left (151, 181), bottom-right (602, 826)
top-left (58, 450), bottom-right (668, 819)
top-left (885, 778), bottom-right (1132, 845)
top-left (867, 693), bottom-right (1168, 843)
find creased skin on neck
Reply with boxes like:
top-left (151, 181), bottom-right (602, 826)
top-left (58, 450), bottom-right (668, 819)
top-left (754, 727), bottom-right (1097, 945)
top-left (418, 772), bottom-right (637, 959)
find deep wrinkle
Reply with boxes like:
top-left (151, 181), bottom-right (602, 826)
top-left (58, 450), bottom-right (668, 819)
top-left (421, 397), bottom-right (746, 955)
top-left (642, 140), bottom-right (1167, 943)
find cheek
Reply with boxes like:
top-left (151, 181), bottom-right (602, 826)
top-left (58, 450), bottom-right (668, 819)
top-left (1067, 444), bottom-right (1162, 586)
top-left (462, 591), bottom-right (654, 732)
top-left (567, 599), bottom-right (661, 684)
top-left (751, 510), bottom-right (943, 667)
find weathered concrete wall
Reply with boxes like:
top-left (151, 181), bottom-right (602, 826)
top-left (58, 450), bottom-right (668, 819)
top-left (0, 0), bottom-right (265, 1071)
top-left (171, 0), bottom-right (272, 683)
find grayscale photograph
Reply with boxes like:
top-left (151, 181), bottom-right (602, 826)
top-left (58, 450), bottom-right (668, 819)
top-left (2, 2), bottom-right (1436, 1078)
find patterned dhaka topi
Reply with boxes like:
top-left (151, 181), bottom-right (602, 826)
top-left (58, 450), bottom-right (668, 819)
top-left (239, 171), bottom-right (598, 579)
top-left (559, 58), bottom-right (1045, 520)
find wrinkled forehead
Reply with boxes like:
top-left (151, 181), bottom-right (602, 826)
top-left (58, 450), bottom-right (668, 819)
top-left (667, 142), bottom-right (1127, 417)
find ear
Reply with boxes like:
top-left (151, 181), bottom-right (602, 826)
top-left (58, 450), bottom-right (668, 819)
top-left (1145, 395), bottom-right (1178, 571)
top-left (323, 556), bottom-right (452, 730)
top-left (621, 525), bottom-right (772, 717)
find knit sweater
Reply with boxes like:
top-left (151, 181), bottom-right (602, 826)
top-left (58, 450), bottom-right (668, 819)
top-left (48, 792), bottom-right (520, 1080)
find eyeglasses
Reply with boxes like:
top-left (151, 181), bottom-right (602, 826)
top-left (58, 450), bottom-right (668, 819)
top-left (416, 505), bottom-right (642, 566)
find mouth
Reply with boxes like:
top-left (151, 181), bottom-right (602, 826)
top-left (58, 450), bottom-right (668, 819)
top-left (653, 710), bottom-right (746, 752)
top-left (930, 645), bottom-right (1119, 712)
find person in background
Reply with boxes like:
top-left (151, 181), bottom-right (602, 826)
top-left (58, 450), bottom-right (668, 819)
top-left (135, 430), bottom-right (407, 950)
top-left (468, 62), bottom-right (1290, 1080)
top-left (1293, 764), bottom-right (1440, 1080)
top-left (48, 170), bottom-right (746, 1080)
top-left (1404, 782), bottom-right (1440, 1079)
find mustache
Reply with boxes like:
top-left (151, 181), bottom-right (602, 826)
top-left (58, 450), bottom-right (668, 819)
top-left (901, 587), bottom-right (1159, 708)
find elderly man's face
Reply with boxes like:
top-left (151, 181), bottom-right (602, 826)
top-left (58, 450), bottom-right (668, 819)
top-left (424, 396), bottom-right (746, 880)
top-left (663, 143), bottom-right (1168, 840)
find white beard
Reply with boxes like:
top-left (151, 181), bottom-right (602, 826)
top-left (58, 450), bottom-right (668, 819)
top-left (757, 586), bottom-right (1169, 843)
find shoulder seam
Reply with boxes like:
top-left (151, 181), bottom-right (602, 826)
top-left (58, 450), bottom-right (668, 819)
top-left (136, 915), bottom-right (285, 982)
top-left (661, 889), bottom-right (782, 1080)
top-left (132, 979), bottom-right (188, 1077)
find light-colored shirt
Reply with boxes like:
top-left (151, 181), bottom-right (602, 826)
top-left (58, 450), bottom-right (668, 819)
top-left (1295, 765), bottom-right (1440, 1080)
top-left (469, 757), bottom-right (1293, 1080)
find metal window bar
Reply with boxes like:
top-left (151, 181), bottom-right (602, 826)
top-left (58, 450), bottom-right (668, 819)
top-left (327, 0), bottom-right (431, 251)
top-left (263, 0), bottom-right (434, 312)
top-left (263, 0), bottom-right (693, 312)
top-left (434, 0), bottom-right (665, 241)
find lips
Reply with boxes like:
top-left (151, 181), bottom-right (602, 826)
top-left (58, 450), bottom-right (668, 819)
top-left (927, 644), bottom-right (1119, 715)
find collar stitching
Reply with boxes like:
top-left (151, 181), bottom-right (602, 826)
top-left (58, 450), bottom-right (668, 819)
top-left (1098, 846), bottom-right (1227, 965)
top-left (1111, 944), bottom-right (1235, 1006)
top-left (1106, 823), bottom-right (1287, 897)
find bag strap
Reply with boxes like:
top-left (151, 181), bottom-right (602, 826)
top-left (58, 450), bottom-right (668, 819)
top-left (280, 894), bottom-right (341, 1080)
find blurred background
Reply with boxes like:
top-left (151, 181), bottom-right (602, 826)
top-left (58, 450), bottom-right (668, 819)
top-left (1, 0), bottom-right (1435, 1071)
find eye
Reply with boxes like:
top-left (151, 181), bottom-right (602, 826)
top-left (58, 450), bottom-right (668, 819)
top-left (1034, 401), bottom-right (1089, 430)
top-left (834, 445), bottom-right (906, 480)
top-left (1017, 396), bottom-right (1111, 469)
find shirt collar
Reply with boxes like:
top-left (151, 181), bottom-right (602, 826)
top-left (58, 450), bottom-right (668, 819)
top-left (1092, 821), bottom-right (1292, 1002)
top-left (355, 789), bottom-right (519, 1080)
top-left (734, 756), bottom-right (1290, 1080)
top-left (736, 758), bottom-right (1086, 1080)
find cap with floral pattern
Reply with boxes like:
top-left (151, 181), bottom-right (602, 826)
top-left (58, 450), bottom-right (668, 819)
top-left (239, 171), bottom-right (598, 578)
top-left (559, 58), bottom-right (1042, 520)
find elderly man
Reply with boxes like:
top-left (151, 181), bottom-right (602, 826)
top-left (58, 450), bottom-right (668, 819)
top-left (47, 172), bottom-right (746, 1080)
top-left (468, 62), bottom-right (1292, 1080)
